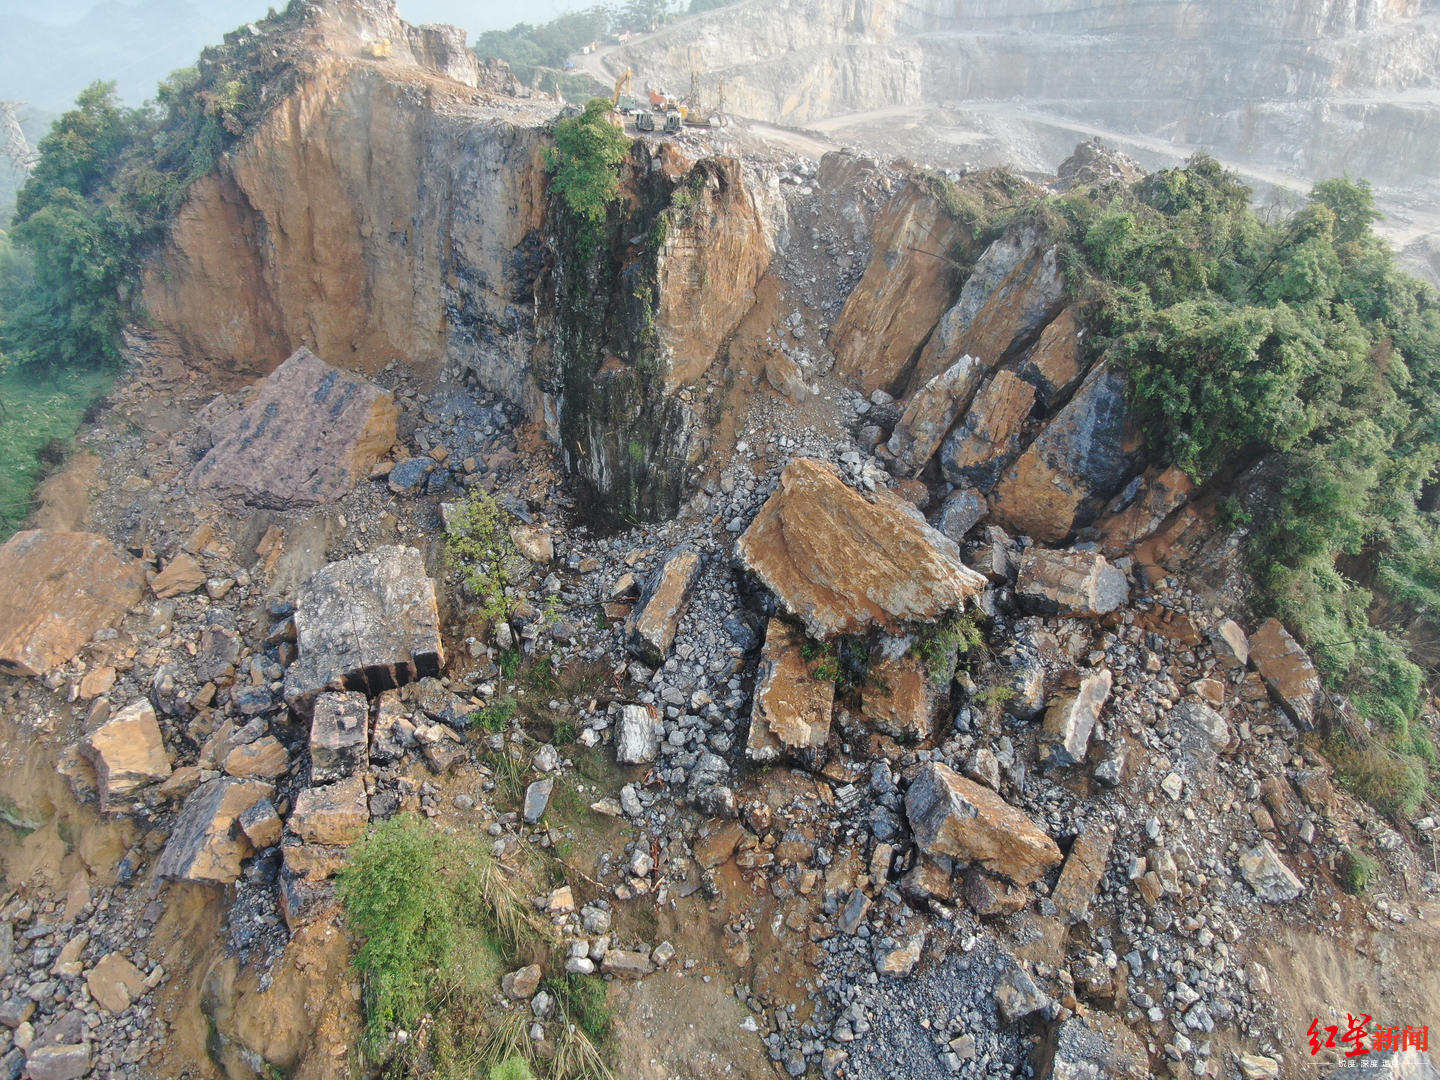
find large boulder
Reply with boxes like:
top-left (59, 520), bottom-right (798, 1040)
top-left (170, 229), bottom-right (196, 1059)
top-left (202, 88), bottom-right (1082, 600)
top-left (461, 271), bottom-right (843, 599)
top-left (289, 777), bottom-right (371, 847)
top-left (82, 699), bottom-right (172, 810)
top-left (1015, 548), bottom-right (1128, 617)
top-left (910, 227), bottom-right (1067, 390)
top-left (624, 549), bottom-right (702, 665)
top-left (1238, 841), bottom-right (1303, 902)
top-left (1051, 826), bottom-right (1115, 924)
top-left (187, 347), bottom-right (398, 509)
top-left (283, 546), bottom-right (443, 716)
top-left (886, 354), bottom-right (985, 474)
top-left (737, 459), bottom-right (986, 638)
top-left (903, 762), bottom-right (1061, 886)
top-left (1247, 618), bottom-right (1322, 730)
top-left (0, 530), bottom-right (145, 677)
top-left (1097, 465), bottom-right (1194, 555)
top-left (156, 778), bottom-right (274, 885)
top-left (989, 360), bottom-right (1144, 543)
top-left (746, 620), bottom-right (834, 763)
top-left (939, 371), bottom-right (1036, 490)
top-left (862, 652), bottom-right (943, 741)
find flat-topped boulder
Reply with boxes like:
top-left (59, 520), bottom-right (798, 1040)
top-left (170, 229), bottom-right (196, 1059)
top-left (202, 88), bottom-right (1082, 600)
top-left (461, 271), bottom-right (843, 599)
top-left (737, 458), bottom-right (986, 638)
top-left (0, 530), bottom-right (145, 677)
top-left (746, 620), bottom-right (835, 763)
top-left (81, 699), bottom-right (172, 810)
top-left (156, 778), bottom-right (274, 885)
top-left (904, 762), bottom-right (1061, 886)
top-left (283, 546), bottom-right (443, 716)
top-left (188, 347), bottom-right (398, 509)
top-left (1039, 669), bottom-right (1113, 771)
top-left (1015, 547), bottom-right (1128, 618)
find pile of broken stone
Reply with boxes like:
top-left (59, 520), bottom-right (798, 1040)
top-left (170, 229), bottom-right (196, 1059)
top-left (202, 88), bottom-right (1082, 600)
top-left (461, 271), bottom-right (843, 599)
top-left (0, 345), bottom-right (1435, 1080)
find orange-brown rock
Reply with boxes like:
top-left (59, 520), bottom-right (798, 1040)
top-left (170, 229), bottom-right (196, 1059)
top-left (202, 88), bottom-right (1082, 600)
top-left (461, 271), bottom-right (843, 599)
top-left (1248, 618), bottom-right (1322, 729)
top-left (939, 370), bottom-right (1037, 490)
top-left (1014, 307), bottom-right (1087, 408)
top-left (654, 157), bottom-right (778, 385)
top-left (0, 530), bottom-right (145, 677)
top-left (290, 777), bottom-right (371, 847)
top-left (188, 348), bottom-right (398, 509)
top-left (223, 737), bottom-right (291, 780)
top-left (862, 653), bottom-right (942, 741)
top-left (1097, 465), bottom-right (1194, 555)
top-left (625, 549), bottom-right (703, 665)
top-left (738, 459), bottom-right (985, 638)
top-left (746, 620), bottom-right (835, 762)
top-left (1052, 826), bottom-right (1115, 924)
top-left (989, 360), bottom-right (1144, 542)
top-left (829, 182), bottom-right (968, 394)
top-left (150, 552), bottom-right (206, 599)
top-left (82, 699), bottom-right (172, 811)
top-left (911, 227), bottom-right (1066, 390)
top-left (144, 65), bottom-right (549, 392)
top-left (904, 762), bottom-right (1061, 886)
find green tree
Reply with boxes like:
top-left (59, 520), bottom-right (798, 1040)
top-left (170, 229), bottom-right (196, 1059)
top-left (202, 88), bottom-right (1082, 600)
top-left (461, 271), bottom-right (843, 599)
top-left (547, 98), bottom-right (631, 229)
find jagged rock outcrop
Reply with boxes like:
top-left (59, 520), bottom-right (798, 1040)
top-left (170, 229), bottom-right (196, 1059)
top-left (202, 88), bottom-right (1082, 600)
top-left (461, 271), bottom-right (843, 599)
top-left (913, 227), bottom-right (1066, 389)
top-left (737, 458), bottom-right (986, 637)
top-left (0, 531), bottom-right (146, 677)
top-left (990, 360), bottom-right (1144, 542)
top-left (829, 180), bottom-right (969, 395)
top-left (886, 355), bottom-right (985, 475)
top-left (188, 348), bottom-right (398, 509)
top-left (1248, 618), bottom-right (1323, 729)
top-left (939, 370), bottom-right (1037, 490)
top-left (156, 778), bottom-right (274, 885)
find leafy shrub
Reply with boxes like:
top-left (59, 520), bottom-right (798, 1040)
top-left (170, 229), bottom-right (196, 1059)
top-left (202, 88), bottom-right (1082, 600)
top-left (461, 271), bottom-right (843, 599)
top-left (913, 612), bottom-right (986, 685)
top-left (488, 1058), bottom-right (534, 1080)
top-left (470, 695), bottom-right (519, 732)
top-left (444, 492), bottom-right (521, 620)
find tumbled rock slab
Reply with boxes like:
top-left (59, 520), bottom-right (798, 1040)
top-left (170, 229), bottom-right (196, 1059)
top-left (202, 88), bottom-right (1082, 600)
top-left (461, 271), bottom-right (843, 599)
top-left (82, 699), bottom-right (171, 811)
top-left (25, 1043), bottom-right (91, 1080)
top-left (737, 458), bottom-right (986, 638)
top-left (601, 949), bottom-right (654, 979)
top-left (624, 549), bottom-right (702, 665)
top-left (156, 778), bottom-right (273, 884)
top-left (616, 704), bottom-right (662, 765)
top-left (990, 360), bottom-right (1143, 543)
top-left (1097, 465), bottom-right (1193, 556)
top-left (1248, 618), bottom-right (1321, 729)
top-left (0, 530), bottom-right (145, 677)
top-left (523, 778), bottom-right (553, 824)
top-left (993, 965), bottom-right (1049, 1022)
top-left (1015, 547), bottom-right (1128, 618)
top-left (746, 620), bottom-right (835, 762)
top-left (85, 952), bottom-right (146, 1014)
top-left (932, 488), bottom-right (987, 543)
top-left (862, 653), bottom-right (941, 741)
top-left (1052, 827), bottom-right (1114, 924)
top-left (238, 798), bottom-right (282, 849)
top-left (310, 691), bottom-right (370, 783)
top-left (283, 546), bottom-right (443, 716)
top-left (222, 736), bottom-right (289, 780)
top-left (1171, 700), bottom-right (1231, 765)
top-left (290, 777), bottom-right (370, 846)
top-left (886, 354), bottom-right (985, 474)
top-left (1039, 669), bottom-right (1112, 771)
top-left (904, 762), bottom-right (1060, 886)
top-left (188, 347), bottom-right (398, 509)
top-left (1239, 841), bottom-right (1303, 902)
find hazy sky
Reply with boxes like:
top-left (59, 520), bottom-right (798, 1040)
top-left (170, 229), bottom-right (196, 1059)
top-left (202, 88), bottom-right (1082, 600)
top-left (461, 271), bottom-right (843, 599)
top-left (0, 0), bottom-right (590, 114)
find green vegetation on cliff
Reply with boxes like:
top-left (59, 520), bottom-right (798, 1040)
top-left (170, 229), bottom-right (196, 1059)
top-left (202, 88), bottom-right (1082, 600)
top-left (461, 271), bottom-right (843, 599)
top-left (1044, 157), bottom-right (1440, 810)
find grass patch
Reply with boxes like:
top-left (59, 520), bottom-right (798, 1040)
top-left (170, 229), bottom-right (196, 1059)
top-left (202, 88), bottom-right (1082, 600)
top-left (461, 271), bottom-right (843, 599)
top-left (0, 368), bottom-right (111, 537)
top-left (471, 695), bottom-right (519, 733)
top-left (1339, 846), bottom-right (1381, 895)
top-left (912, 612), bottom-right (986, 685)
top-left (1325, 732), bottom-right (1428, 819)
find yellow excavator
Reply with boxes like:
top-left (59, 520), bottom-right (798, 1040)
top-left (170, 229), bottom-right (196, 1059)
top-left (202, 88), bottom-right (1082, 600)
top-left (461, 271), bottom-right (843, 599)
top-left (612, 67), bottom-right (633, 107)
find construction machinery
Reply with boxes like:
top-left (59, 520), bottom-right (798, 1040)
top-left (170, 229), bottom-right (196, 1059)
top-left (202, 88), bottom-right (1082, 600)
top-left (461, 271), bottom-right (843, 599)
top-left (663, 109), bottom-right (683, 133)
top-left (362, 39), bottom-right (391, 59)
top-left (634, 111), bottom-right (656, 132)
top-left (611, 67), bottom-right (633, 107)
